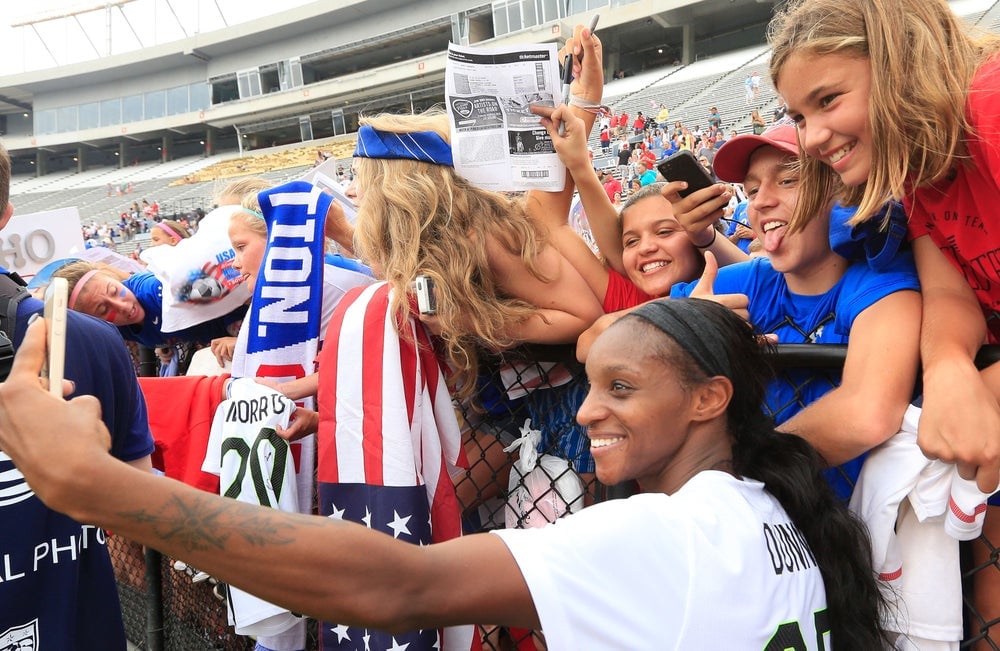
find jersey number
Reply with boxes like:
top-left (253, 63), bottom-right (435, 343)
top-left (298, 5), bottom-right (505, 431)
top-left (220, 427), bottom-right (290, 507)
top-left (764, 609), bottom-right (830, 651)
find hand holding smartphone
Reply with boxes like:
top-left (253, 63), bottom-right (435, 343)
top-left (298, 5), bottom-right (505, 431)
top-left (657, 150), bottom-right (716, 198)
top-left (42, 277), bottom-right (68, 397)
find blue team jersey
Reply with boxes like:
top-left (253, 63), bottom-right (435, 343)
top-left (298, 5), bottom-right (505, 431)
top-left (672, 253), bottom-right (920, 497)
top-left (121, 271), bottom-right (243, 348)
top-left (0, 295), bottom-right (153, 650)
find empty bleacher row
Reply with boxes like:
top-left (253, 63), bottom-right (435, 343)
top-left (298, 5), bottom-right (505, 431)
top-left (13, 0), bottom-right (1000, 227)
top-left (10, 137), bottom-right (358, 224)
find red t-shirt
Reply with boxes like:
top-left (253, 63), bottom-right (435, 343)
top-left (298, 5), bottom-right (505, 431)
top-left (906, 55), bottom-right (1000, 342)
top-left (603, 177), bottom-right (622, 201)
top-left (603, 268), bottom-right (654, 313)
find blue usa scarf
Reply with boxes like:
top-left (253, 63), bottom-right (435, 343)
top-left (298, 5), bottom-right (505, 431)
top-left (239, 180), bottom-right (329, 398)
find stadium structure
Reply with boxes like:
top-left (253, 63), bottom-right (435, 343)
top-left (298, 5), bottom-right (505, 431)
top-left (0, 0), bottom-right (997, 223)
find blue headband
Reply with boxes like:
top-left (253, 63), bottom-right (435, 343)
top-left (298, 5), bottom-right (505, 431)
top-left (353, 125), bottom-right (454, 167)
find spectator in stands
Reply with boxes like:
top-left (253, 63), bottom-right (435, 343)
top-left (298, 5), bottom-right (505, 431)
top-left (633, 111), bottom-right (646, 136)
top-left (149, 219), bottom-right (192, 247)
top-left (656, 103), bottom-right (670, 128)
top-left (0, 140), bottom-right (154, 651)
top-left (599, 124), bottom-right (611, 154)
top-left (672, 120), bottom-right (683, 140)
top-left (618, 109), bottom-right (629, 138)
top-left (637, 142), bottom-right (657, 168)
top-left (661, 135), bottom-right (678, 159)
top-left (0, 298), bottom-right (892, 650)
top-left (616, 140), bottom-right (631, 180)
top-left (602, 169), bottom-right (622, 202)
top-left (725, 200), bottom-right (756, 254)
top-left (697, 154), bottom-right (717, 181)
top-left (53, 261), bottom-right (243, 349)
top-left (750, 71), bottom-right (762, 100)
top-left (745, 72), bottom-right (756, 104)
top-left (769, 0), bottom-right (1000, 630)
top-left (206, 178), bottom-right (276, 367)
top-left (751, 109), bottom-right (767, 135)
top-left (772, 97), bottom-right (787, 123)
top-left (697, 135), bottom-right (716, 164)
top-left (707, 106), bottom-right (722, 131)
top-left (679, 127), bottom-right (696, 151)
top-left (636, 161), bottom-right (658, 187)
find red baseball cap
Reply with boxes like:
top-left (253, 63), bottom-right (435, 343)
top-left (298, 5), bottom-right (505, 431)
top-left (712, 121), bottom-right (799, 183)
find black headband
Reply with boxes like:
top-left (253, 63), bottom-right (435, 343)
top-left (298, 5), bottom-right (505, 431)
top-left (630, 299), bottom-right (733, 378)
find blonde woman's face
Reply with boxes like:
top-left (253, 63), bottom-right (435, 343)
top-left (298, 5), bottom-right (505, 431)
top-left (345, 160), bottom-right (364, 205)
top-left (229, 219), bottom-right (268, 293)
top-left (777, 52), bottom-right (873, 188)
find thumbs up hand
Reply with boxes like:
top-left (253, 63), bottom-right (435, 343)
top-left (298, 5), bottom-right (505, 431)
top-left (689, 251), bottom-right (750, 320)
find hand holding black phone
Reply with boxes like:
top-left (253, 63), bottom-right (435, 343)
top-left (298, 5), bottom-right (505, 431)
top-left (657, 150), bottom-right (716, 198)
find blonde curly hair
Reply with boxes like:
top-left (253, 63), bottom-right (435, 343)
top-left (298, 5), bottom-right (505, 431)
top-left (353, 109), bottom-right (549, 397)
top-left (769, 0), bottom-right (1000, 229)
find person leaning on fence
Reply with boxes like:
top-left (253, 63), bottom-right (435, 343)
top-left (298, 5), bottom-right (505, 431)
top-left (0, 297), bottom-right (893, 649)
top-left (315, 25), bottom-right (605, 522)
top-left (53, 261), bottom-right (244, 350)
top-left (670, 123), bottom-right (921, 500)
top-left (577, 123), bottom-right (921, 503)
top-left (768, 0), bottom-right (1000, 634)
top-left (0, 140), bottom-right (155, 651)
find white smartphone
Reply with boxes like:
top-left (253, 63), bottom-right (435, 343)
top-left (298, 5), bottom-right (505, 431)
top-left (42, 277), bottom-right (68, 397)
top-left (414, 275), bottom-right (437, 315)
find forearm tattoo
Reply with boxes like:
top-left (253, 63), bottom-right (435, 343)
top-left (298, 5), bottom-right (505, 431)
top-left (120, 492), bottom-right (326, 554)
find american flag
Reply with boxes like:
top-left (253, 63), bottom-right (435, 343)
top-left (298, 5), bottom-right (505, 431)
top-left (317, 282), bottom-right (476, 651)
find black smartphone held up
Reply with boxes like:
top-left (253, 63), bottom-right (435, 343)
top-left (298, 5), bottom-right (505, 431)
top-left (657, 150), bottom-right (716, 198)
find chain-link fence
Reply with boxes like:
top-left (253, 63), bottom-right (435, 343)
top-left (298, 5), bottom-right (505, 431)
top-left (113, 344), bottom-right (1000, 649)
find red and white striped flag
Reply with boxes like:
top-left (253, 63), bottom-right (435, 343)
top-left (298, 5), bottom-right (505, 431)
top-left (317, 282), bottom-right (476, 651)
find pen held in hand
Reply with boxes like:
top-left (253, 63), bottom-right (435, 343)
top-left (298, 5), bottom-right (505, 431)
top-left (557, 15), bottom-right (598, 136)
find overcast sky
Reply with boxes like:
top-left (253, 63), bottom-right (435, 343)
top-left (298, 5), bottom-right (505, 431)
top-left (0, 0), bottom-right (314, 76)
top-left (2, 0), bottom-right (995, 78)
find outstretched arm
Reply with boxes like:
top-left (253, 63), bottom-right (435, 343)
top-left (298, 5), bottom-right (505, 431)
top-left (524, 23), bottom-right (604, 240)
top-left (912, 235), bottom-right (1000, 492)
top-left (778, 290), bottom-right (921, 465)
top-left (0, 319), bottom-right (538, 632)
top-left (488, 233), bottom-right (603, 344)
top-left (530, 104), bottom-right (614, 300)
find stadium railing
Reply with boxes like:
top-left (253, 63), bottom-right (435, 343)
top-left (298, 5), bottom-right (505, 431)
top-left (110, 343), bottom-right (1000, 650)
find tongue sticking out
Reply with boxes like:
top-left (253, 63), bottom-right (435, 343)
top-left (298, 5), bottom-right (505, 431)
top-left (762, 224), bottom-right (787, 253)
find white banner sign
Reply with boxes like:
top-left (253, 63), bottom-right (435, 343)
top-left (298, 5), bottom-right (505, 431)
top-left (2, 207), bottom-right (85, 280)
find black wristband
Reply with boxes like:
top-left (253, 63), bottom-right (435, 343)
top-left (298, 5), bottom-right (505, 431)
top-left (695, 228), bottom-right (717, 249)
